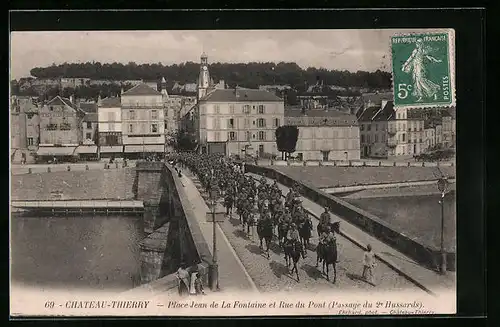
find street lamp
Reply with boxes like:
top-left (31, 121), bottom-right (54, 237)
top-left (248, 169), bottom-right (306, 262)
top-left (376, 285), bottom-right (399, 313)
top-left (437, 177), bottom-right (449, 274)
top-left (209, 169), bottom-right (220, 291)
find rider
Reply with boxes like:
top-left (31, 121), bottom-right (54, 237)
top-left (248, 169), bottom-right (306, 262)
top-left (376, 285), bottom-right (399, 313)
top-left (287, 223), bottom-right (300, 245)
top-left (319, 225), bottom-right (336, 246)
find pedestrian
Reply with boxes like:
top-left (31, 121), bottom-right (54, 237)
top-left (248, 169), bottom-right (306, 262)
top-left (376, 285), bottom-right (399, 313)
top-left (362, 244), bottom-right (376, 285)
top-left (193, 272), bottom-right (205, 295)
top-left (176, 263), bottom-right (190, 297)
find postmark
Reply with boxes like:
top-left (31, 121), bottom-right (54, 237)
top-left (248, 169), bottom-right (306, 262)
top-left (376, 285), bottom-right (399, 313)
top-left (391, 31), bottom-right (455, 108)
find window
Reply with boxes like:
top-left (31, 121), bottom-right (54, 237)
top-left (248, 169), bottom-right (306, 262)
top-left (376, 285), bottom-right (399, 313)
top-left (151, 110), bottom-right (158, 120)
top-left (258, 105), bottom-right (265, 114)
top-left (367, 124), bottom-right (371, 131)
top-left (86, 132), bottom-right (92, 139)
top-left (246, 131), bottom-right (251, 141)
top-left (27, 137), bottom-right (34, 146)
top-left (374, 134), bottom-right (378, 142)
top-left (229, 131), bottom-right (236, 141)
top-left (165, 122), bottom-right (168, 129)
top-left (228, 118), bottom-right (234, 128)
top-left (243, 105), bottom-right (251, 114)
top-left (129, 110), bottom-right (136, 120)
top-left (257, 118), bottom-right (266, 127)
top-left (274, 118), bottom-right (280, 127)
top-left (49, 106), bottom-right (54, 111)
top-left (215, 132), bottom-right (220, 141)
top-left (360, 124), bottom-right (364, 131)
top-left (244, 118), bottom-right (250, 128)
top-left (151, 124), bottom-right (158, 133)
top-left (128, 124), bottom-right (134, 133)
top-left (229, 104), bottom-right (235, 114)
top-left (258, 131), bottom-right (265, 140)
top-left (375, 124), bottom-right (378, 131)
top-left (361, 135), bottom-right (365, 143)
top-left (366, 135), bottom-right (371, 143)
top-left (215, 105), bottom-right (220, 114)
top-left (402, 133), bottom-right (406, 142)
top-left (86, 121), bottom-right (92, 129)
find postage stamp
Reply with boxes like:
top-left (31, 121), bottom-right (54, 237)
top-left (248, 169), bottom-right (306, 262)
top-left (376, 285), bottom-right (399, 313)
top-left (391, 31), bottom-right (455, 108)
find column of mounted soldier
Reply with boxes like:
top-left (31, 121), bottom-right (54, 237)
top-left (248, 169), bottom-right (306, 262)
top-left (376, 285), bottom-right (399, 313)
top-left (170, 153), bottom-right (340, 283)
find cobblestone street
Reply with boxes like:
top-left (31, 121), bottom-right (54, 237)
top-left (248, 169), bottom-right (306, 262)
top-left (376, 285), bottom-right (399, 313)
top-left (188, 174), bottom-right (421, 294)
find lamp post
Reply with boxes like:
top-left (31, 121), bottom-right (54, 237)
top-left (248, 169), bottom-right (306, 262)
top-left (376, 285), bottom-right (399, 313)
top-left (437, 177), bottom-right (449, 274)
top-left (209, 169), bottom-right (220, 291)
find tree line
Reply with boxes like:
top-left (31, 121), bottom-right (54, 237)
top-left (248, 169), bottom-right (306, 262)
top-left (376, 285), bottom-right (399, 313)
top-left (26, 61), bottom-right (392, 92)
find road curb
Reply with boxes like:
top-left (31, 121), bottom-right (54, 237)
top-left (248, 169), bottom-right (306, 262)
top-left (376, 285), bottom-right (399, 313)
top-left (250, 174), bottom-right (437, 296)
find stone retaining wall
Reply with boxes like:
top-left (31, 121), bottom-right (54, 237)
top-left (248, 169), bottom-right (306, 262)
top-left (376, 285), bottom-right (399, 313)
top-left (245, 164), bottom-right (456, 272)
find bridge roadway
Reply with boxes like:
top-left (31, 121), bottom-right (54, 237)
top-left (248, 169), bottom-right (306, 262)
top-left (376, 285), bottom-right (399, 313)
top-left (183, 169), bottom-right (421, 294)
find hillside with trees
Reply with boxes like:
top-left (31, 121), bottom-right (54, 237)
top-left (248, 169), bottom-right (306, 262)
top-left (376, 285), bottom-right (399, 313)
top-left (27, 61), bottom-right (391, 91)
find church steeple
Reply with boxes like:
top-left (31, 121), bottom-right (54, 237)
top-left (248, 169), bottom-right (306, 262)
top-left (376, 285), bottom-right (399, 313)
top-left (160, 77), bottom-right (168, 97)
top-left (198, 52), bottom-right (210, 100)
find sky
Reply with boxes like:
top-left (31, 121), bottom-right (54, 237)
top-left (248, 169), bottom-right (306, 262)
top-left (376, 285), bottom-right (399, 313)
top-left (10, 29), bottom-right (436, 79)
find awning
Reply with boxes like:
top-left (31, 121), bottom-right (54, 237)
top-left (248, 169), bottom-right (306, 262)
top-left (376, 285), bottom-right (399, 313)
top-left (100, 145), bottom-right (124, 153)
top-left (125, 144), bottom-right (164, 153)
top-left (75, 145), bottom-right (98, 154)
top-left (36, 146), bottom-right (77, 156)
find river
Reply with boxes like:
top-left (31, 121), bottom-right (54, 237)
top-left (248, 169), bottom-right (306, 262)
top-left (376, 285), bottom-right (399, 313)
top-left (11, 214), bottom-right (144, 293)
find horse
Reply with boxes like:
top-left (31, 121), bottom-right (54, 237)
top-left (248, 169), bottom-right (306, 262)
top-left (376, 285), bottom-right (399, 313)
top-left (316, 241), bottom-right (338, 283)
top-left (284, 240), bottom-right (305, 282)
top-left (257, 217), bottom-right (274, 259)
top-left (298, 218), bottom-right (313, 251)
top-left (277, 220), bottom-right (290, 247)
top-left (317, 221), bottom-right (341, 238)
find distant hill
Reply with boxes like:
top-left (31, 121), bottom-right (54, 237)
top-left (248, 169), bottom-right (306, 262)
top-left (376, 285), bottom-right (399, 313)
top-left (27, 61), bottom-right (392, 92)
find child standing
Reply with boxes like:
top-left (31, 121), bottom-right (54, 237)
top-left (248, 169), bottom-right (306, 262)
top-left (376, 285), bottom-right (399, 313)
top-left (362, 244), bottom-right (376, 285)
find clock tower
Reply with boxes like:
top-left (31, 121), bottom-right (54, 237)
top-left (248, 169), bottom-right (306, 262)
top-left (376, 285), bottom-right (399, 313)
top-left (197, 52), bottom-right (210, 100)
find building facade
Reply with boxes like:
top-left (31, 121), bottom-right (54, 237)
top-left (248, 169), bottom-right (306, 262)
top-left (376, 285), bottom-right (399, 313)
top-left (121, 83), bottom-right (165, 157)
top-left (285, 107), bottom-right (360, 161)
top-left (197, 88), bottom-right (285, 157)
top-left (358, 101), bottom-right (425, 158)
top-left (36, 96), bottom-right (85, 159)
top-left (10, 96), bottom-right (40, 152)
top-left (98, 96), bottom-right (123, 156)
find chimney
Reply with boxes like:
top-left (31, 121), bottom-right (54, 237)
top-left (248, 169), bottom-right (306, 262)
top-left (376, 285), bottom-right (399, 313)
top-left (381, 100), bottom-right (388, 109)
top-left (121, 87), bottom-right (124, 95)
top-left (97, 94), bottom-right (102, 106)
top-left (69, 94), bottom-right (74, 104)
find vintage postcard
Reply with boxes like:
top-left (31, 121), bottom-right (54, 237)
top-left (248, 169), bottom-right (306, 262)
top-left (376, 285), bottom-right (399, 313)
top-left (10, 28), bottom-right (456, 317)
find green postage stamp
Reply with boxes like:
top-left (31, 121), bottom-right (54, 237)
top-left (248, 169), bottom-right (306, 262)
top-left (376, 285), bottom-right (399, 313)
top-left (391, 30), bottom-right (455, 108)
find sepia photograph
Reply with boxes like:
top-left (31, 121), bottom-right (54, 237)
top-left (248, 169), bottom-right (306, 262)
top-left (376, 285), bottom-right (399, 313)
top-left (10, 28), bottom-right (457, 316)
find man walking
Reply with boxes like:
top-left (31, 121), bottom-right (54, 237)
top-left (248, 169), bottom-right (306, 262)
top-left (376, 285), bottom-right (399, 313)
top-left (362, 244), bottom-right (376, 286)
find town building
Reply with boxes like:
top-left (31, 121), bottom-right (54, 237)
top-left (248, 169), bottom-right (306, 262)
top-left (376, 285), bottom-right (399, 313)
top-left (76, 111), bottom-right (99, 159)
top-left (121, 83), bottom-right (165, 158)
top-left (441, 110), bottom-right (453, 148)
top-left (10, 96), bottom-right (40, 163)
top-left (358, 100), bottom-right (425, 158)
top-left (285, 107), bottom-right (360, 161)
top-left (424, 121), bottom-right (436, 150)
top-left (98, 96), bottom-right (123, 157)
top-left (358, 100), bottom-right (393, 158)
top-left (197, 87), bottom-right (284, 156)
top-left (36, 95), bottom-right (86, 161)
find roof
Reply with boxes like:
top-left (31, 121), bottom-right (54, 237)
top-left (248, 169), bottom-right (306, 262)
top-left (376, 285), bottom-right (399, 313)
top-left (357, 101), bottom-right (395, 122)
top-left (200, 88), bottom-right (283, 102)
top-left (83, 112), bottom-right (98, 122)
top-left (285, 108), bottom-right (356, 119)
top-left (99, 96), bottom-right (121, 108)
top-left (80, 102), bottom-right (98, 113)
top-left (122, 83), bottom-right (161, 96)
top-left (46, 96), bottom-right (79, 111)
top-left (407, 109), bottom-right (425, 119)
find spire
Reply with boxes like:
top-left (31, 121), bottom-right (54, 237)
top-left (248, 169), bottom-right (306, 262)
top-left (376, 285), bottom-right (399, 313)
top-left (161, 76), bottom-right (168, 97)
top-left (97, 94), bottom-right (102, 106)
